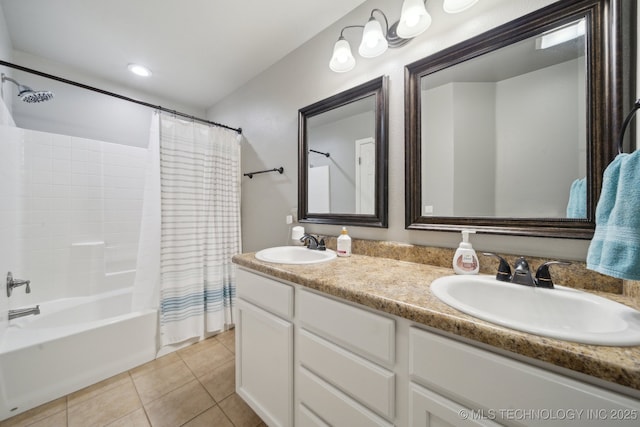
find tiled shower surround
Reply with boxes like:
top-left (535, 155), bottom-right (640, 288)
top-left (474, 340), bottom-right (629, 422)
top-left (7, 126), bottom-right (146, 307)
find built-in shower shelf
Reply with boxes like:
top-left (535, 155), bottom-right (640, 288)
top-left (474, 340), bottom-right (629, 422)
top-left (105, 269), bottom-right (136, 278)
top-left (71, 241), bottom-right (105, 247)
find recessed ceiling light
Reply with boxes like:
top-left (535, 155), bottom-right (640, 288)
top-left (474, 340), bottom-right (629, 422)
top-left (127, 63), bottom-right (152, 77)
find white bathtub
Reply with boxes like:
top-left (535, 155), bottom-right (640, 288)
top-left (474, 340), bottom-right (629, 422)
top-left (0, 287), bottom-right (158, 421)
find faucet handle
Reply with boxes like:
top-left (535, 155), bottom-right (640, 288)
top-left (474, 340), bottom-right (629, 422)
top-left (535, 261), bottom-right (571, 289)
top-left (482, 253), bottom-right (511, 282)
top-left (6, 272), bottom-right (31, 297)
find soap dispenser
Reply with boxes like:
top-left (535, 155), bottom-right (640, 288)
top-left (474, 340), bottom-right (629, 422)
top-left (453, 230), bottom-right (479, 275)
top-left (337, 226), bottom-right (352, 257)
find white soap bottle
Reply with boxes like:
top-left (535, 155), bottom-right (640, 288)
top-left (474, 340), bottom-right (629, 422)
top-left (452, 230), bottom-right (479, 275)
top-left (336, 226), bottom-right (352, 257)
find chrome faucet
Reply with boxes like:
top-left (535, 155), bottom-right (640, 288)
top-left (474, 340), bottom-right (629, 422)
top-left (300, 234), bottom-right (326, 251)
top-left (8, 305), bottom-right (40, 320)
top-left (483, 253), bottom-right (570, 289)
top-left (6, 272), bottom-right (31, 297)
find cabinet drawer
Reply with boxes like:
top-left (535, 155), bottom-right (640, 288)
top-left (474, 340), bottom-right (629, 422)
top-left (410, 382), bottom-right (502, 427)
top-left (410, 327), bottom-right (640, 426)
top-left (237, 268), bottom-right (293, 319)
top-left (298, 289), bottom-right (395, 365)
top-left (299, 329), bottom-right (395, 420)
top-left (298, 404), bottom-right (330, 427)
top-left (298, 367), bottom-right (393, 427)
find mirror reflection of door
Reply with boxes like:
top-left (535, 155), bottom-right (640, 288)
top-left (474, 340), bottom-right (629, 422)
top-left (355, 137), bottom-right (375, 214)
top-left (306, 95), bottom-right (375, 214)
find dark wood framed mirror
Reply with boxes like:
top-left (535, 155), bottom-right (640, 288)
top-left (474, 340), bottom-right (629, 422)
top-left (299, 76), bottom-right (389, 228)
top-left (405, 0), bottom-right (635, 238)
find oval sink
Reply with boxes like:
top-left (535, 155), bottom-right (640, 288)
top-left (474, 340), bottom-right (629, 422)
top-left (430, 275), bottom-right (640, 346)
top-left (255, 246), bottom-right (337, 265)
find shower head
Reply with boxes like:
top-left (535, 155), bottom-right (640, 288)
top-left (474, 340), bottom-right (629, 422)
top-left (1, 73), bottom-right (54, 103)
top-left (19, 90), bottom-right (54, 103)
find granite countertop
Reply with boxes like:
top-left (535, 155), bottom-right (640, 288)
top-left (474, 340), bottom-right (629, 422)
top-left (232, 252), bottom-right (640, 394)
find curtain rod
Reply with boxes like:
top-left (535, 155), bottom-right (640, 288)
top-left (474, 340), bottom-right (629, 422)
top-left (0, 60), bottom-right (242, 134)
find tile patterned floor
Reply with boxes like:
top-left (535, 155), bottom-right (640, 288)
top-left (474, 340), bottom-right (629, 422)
top-left (0, 330), bottom-right (265, 427)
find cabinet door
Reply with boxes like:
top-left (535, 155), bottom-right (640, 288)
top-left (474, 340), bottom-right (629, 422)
top-left (410, 383), bottom-right (503, 427)
top-left (236, 299), bottom-right (293, 427)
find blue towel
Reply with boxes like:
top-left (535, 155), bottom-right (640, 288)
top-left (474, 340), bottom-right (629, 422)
top-left (587, 150), bottom-right (640, 280)
top-left (566, 177), bottom-right (586, 218)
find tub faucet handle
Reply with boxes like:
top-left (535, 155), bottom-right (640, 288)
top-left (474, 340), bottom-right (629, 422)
top-left (6, 272), bottom-right (31, 297)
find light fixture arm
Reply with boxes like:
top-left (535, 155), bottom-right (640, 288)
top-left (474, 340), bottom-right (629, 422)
top-left (370, 9), bottom-right (390, 35)
top-left (338, 25), bottom-right (365, 39)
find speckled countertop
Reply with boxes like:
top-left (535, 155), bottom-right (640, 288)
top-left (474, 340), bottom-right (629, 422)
top-left (233, 248), bottom-right (640, 394)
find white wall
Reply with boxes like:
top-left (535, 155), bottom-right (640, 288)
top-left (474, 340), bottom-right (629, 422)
top-left (3, 127), bottom-right (147, 309)
top-left (422, 84), bottom-right (454, 216)
top-left (495, 58), bottom-right (584, 217)
top-left (0, 2), bottom-right (13, 94)
top-left (422, 82), bottom-right (497, 217)
top-left (207, 0), bottom-right (594, 259)
top-left (0, 1), bottom-right (16, 343)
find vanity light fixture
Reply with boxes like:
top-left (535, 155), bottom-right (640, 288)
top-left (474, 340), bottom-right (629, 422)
top-left (329, 0), bottom-right (479, 73)
top-left (536, 20), bottom-right (586, 50)
top-left (127, 63), bottom-right (152, 77)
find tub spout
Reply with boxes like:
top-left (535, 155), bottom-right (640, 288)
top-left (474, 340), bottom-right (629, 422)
top-left (8, 305), bottom-right (40, 320)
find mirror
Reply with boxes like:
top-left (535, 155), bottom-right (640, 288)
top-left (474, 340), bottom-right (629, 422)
top-left (405, 0), bottom-right (633, 238)
top-left (299, 76), bottom-right (388, 227)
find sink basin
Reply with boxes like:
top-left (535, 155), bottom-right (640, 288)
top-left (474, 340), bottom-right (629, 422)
top-left (430, 275), bottom-right (640, 346)
top-left (255, 246), bottom-right (337, 265)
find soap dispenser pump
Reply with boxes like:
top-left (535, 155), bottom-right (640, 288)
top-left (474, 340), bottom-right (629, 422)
top-left (453, 230), bottom-right (479, 275)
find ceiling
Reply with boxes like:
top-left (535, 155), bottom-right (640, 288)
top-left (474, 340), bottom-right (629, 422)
top-left (1, 0), bottom-right (367, 110)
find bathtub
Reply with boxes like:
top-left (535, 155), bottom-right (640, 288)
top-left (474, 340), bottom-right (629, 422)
top-left (0, 287), bottom-right (158, 421)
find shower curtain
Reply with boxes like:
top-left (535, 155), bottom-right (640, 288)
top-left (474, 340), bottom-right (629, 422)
top-left (134, 112), bottom-right (241, 346)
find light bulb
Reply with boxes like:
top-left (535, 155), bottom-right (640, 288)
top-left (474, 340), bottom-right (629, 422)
top-left (397, 0), bottom-right (432, 39)
top-left (358, 18), bottom-right (388, 58)
top-left (329, 38), bottom-right (356, 73)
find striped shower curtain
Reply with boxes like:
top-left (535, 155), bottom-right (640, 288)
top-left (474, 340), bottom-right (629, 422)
top-left (158, 113), bottom-right (241, 346)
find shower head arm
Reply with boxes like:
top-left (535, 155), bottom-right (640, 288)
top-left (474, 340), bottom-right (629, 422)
top-left (1, 74), bottom-right (23, 89)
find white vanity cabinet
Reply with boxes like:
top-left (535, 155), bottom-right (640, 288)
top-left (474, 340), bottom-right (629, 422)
top-left (235, 267), bottom-right (640, 427)
top-left (296, 289), bottom-right (396, 427)
top-left (409, 327), bottom-right (640, 427)
top-left (236, 269), bottom-right (294, 427)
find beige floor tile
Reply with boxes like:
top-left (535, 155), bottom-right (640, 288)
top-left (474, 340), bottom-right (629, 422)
top-left (26, 410), bottom-right (67, 427)
top-left (131, 359), bottom-right (195, 404)
top-left (218, 394), bottom-right (262, 427)
top-left (105, 408), bottom-right (150, 427)
top-left (67, 378), bottom-right (141, 427)
top-left (67, 371), bottom-right (131, 407)
top-left (216, 329), bottom-right (235, 354)
top-left (182, 405), bottom-right (233, 427)
top-left (199, 359), bottom-right (235, 403)
top-left (129, 353), bottom-right (181, 379)
top-left (0, 397), bottom-right (66, 427)
top-left (176, 337), bottom-right (219, 360)
top-left (180, 340), bottom-right (234, 378)
top-left (144, 380), bottom-right (214, 427)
